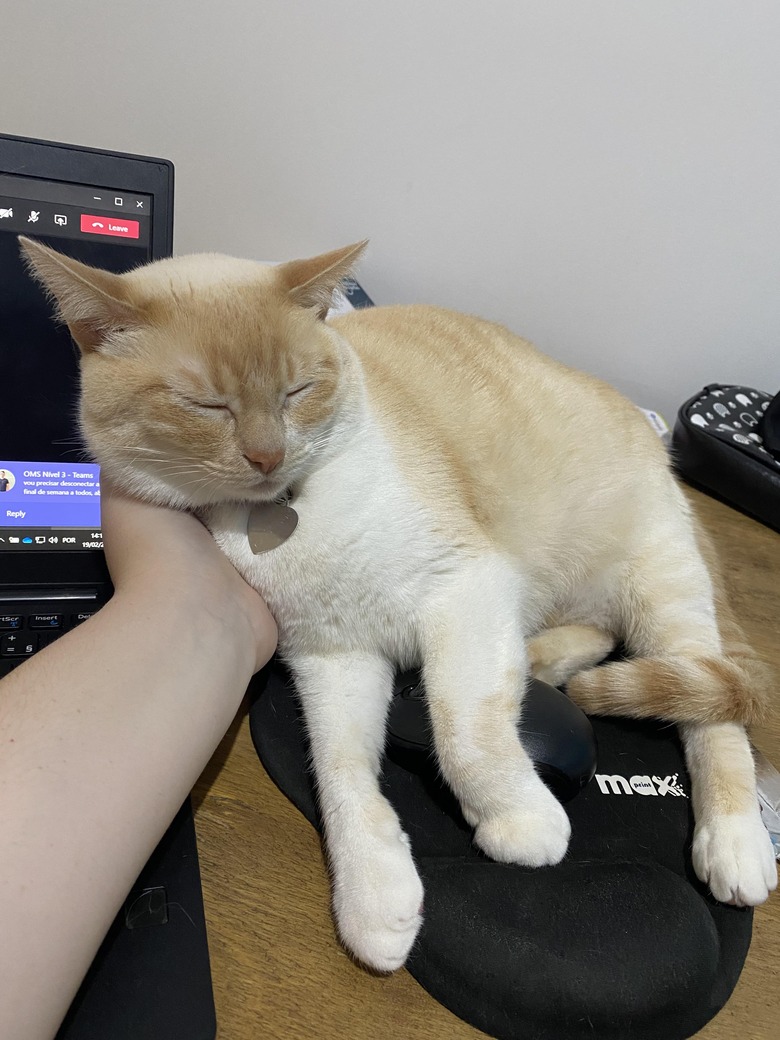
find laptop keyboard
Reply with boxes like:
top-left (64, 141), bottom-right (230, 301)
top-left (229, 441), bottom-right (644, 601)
top-left (0, 595), bottom-right (108, 677)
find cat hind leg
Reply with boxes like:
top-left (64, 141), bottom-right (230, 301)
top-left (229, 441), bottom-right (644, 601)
top-left (683, 721), bottom-right (777, 906)
top-left (564, 511), bottom-right (769, 727)
top-left (528, 624), bottom-right (617, 687)
top-left (566, 513), bottom-right (776, 904)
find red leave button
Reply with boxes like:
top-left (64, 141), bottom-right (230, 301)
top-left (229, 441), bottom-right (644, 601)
top-left (80, 214), bottom-right (140, 239)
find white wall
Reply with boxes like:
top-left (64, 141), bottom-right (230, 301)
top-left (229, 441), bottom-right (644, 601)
top-left (4, 1), bottom-right (779, 420)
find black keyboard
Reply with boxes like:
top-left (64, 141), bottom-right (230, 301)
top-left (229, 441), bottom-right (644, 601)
top-left (0, 589), bottom-right (110, 678)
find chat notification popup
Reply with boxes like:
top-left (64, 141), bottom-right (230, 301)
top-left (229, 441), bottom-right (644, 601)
top-left (0, 461), bottom-right (102, 529)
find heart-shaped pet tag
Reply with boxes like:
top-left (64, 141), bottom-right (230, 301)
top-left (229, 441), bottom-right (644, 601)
top-left (247, 502), bottom-right (299, 554)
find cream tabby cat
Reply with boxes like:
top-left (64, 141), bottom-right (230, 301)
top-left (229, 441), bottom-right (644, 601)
top-left (20, 236), bottom-right (777, 972)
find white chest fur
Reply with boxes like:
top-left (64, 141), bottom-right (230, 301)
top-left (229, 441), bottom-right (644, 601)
top-left (203, 423), bottom-right (458, 663)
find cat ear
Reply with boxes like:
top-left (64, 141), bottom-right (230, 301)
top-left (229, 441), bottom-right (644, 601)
top-left (18, 235), bottom-right (142, 354)
top-left (277, 240), bottom-right (368, 318)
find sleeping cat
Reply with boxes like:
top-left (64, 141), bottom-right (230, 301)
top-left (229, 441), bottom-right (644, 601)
top-left (20, 236), bottom-right (777, 973)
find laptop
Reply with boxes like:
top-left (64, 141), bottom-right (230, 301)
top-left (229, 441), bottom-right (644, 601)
top-left (0, 133), bottom-right (217, 1040)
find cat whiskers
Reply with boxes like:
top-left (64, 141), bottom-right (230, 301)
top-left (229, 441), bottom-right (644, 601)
top-left (110, 446), bottom-right (262, 500)
top-left (126, 459), bottom-right (227, 501)
top-left (50, 437), bottom-right (91, 461)
top-left (174, 472), bottom-right (220, 490)
top-left (114, 455), bottom-right (211, 488)
top-left (291, 434), bottom-right (332, 483)
top-left (303, 432), bottom-right (332, 457)
top-left (131, 462), bottom-right (206, 482)
top-left (111, 445), bottom-right (201, 462)
top-left (172, 471), bottom-right (233, 499)
top-left (110, 446), bottom-right (207, 474)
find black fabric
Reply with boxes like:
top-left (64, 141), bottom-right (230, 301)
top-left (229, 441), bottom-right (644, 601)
top-left (56, 800), bottom-right (216, 1040)
top-left (761, 392), bottom-right (780, 459)
top-left (672, 384), bottom-right (780, 533)
top-left (249, 664), bottom-right (752, 1040)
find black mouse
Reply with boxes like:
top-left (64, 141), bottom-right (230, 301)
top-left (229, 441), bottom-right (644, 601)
top-left (386, 670), bottom-right (598, 802)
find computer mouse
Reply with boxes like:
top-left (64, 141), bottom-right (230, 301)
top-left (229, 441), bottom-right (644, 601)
top-left (386, 670), bottom-right (598, 802)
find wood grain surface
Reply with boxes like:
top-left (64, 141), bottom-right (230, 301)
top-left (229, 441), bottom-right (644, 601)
top-left (193, 488), bottom-right (779, 1040)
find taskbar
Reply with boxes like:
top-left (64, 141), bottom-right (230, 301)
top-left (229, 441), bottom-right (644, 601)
top-left (0, 528), bottom-right (104, 551)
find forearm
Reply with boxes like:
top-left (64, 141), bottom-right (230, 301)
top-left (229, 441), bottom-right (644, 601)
top-left (0, 576), bottom-right (260, 1040)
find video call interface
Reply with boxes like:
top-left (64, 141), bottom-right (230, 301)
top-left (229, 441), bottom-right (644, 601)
top-left (0, 172), bottom-right (152, 552)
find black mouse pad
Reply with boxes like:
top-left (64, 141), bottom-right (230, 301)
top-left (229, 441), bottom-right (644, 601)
top-left (248, 663), bottom-right (752, 1040)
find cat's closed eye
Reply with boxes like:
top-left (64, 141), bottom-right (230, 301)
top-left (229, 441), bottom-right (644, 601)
top-left (285, 382), bottom-right (315, 402)
top-left (182, 397), bottom-right (233, 415)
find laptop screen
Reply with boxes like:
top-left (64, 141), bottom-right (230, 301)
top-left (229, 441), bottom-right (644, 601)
top-left (0, 173), bottom-right (153, 553)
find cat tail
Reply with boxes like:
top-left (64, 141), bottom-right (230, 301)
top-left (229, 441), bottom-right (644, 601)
top-left (565, 645), bottom-right (771, 727)
top-left (528, 620), bottom-right (771, 726)
top-left (559, 520), bottom-right (771, 728)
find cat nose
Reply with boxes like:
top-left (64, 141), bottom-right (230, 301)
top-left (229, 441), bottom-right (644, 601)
top-left (243, 448), bottom-right (285, 474)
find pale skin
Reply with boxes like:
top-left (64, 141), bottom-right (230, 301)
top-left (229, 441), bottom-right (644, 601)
top-left (0, 492), bottom-right (277, 1040)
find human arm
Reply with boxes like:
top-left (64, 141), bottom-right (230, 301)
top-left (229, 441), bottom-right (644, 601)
top-left (0, 493), bottom-right (277, 1040)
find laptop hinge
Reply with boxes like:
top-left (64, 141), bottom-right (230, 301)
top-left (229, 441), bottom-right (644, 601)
top-left (0, 588), bottom-right (99, 602)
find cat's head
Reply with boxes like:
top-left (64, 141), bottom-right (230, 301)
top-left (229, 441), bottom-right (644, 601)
top-left (19, 237), bottom-right (367, 508)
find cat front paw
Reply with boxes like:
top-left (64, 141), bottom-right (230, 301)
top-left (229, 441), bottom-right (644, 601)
top-left (472, 779), bottom-right (571, 867)
top-left (693, 810), bottom-right (778, 907)
top-left (331, 826), bottom-right (424, 972)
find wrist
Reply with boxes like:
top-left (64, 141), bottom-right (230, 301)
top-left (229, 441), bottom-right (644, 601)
top-left (113, 566), bottom-right (276, 677)
top-left (100, 494), bottom-right (278, 675)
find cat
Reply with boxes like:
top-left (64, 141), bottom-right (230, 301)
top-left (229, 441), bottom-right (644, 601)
top-left (20, 235), bottom-right (777, 973)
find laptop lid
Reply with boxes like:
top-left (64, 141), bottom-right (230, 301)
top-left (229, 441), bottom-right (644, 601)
top-left (0, 135), bottom-right (216, 1040)
top-left (0, 133), bottom-right (172, 598)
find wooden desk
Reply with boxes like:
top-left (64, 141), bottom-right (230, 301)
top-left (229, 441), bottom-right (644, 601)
top-left (193, 488), bottom-right (779, 1040)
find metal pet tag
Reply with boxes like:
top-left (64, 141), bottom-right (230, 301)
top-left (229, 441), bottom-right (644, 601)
top-left (247, 502), bottom-right (299, 554)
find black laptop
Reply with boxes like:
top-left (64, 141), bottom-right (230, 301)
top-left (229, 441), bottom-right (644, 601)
top-left (0, 134), bottom-right (217, 1040)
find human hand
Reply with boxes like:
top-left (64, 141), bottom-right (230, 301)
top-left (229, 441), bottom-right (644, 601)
top-left (101, 488), bottom-right (278, 673)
